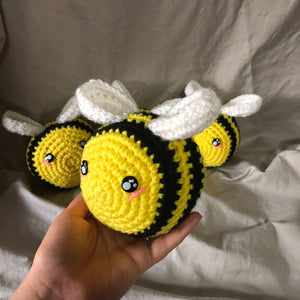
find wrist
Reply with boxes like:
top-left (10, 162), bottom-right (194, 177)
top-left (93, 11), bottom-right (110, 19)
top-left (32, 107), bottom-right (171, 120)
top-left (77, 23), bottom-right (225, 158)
top-left (11, 266), bottom-right (64, 300)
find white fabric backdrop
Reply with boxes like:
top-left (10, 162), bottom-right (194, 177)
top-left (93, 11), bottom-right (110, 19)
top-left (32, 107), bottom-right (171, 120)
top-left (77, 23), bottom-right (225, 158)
top-left (0, 1), bottom-right (299, 299)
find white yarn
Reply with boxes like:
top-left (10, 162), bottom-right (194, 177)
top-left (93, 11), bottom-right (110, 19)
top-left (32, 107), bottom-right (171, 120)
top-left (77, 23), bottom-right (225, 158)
top-left (184, 80), bottom-right (202, 96)
top-left (56, 96), bottom-right (81, 123)
top-left (220, 94), bottom-right (263, 117)
top-left (151, 80), bottom-right (204, 116)
top-left (149, 89), bottom-right (222, 141)
top-left (112, 80), bottom-right (136, 104)
top-left (150, 80), bottom-right (263, 141)
top-left (2, 111), bottom-right (45, 136)
top-left (185, 80), bottom-right (262, 117)
top-left (76, 79), bottom-right (139, 124)
top-left (151, 97), bottom-right (183, 116)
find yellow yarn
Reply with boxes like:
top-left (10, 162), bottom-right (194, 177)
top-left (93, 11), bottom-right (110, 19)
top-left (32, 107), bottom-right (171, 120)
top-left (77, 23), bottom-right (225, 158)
top-left (81, 128), bottom-right (164, 235)
top-left (193, 114), bottom-right (239, 167)
top-left (127, 110), bottom-right (153, 126)
top-left (80, 111), bottom-right (205, 237)
top-left (226, 114), bottom-right (240, 146)
top-left (156, 140), bottom-right (205, 235)
top-left (26, 119), bottom-right (92, 188)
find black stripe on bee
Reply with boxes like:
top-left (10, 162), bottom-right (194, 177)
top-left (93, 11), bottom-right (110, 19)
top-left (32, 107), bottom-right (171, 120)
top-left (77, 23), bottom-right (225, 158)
top-left (97, 118), bottom-right (182, 237)
top-left (216, 115), bottom-right (238, 164)
top-left (231, 116), bottom-right (240, 135)
top-left (26, 119), bottom-right (92, 188)
top-left (138, 108), bottom-right (159, 119)
top-left (177, 139), bottom-right (205, 224)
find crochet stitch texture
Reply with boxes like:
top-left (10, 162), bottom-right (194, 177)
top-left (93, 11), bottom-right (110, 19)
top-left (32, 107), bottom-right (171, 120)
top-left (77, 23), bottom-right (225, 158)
top-left (193, 114), bottom-right (240, 167)
top-left (27, 119), bottom-right (92, 188)
top-left (80, 111), bottom-right (205, 237)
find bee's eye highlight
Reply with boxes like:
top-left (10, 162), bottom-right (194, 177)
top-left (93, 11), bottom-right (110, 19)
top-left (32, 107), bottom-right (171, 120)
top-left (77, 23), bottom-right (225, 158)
top-left (212, 138), bottom-right (221, 147)
top-left (79, 140), bottom-right (86, 149)
top-left (121, 176), bottom-right (138, 193)
top-left (45, 153), bottom-right (54, 162)
top-left (81, 160), bottom-right (88, 175)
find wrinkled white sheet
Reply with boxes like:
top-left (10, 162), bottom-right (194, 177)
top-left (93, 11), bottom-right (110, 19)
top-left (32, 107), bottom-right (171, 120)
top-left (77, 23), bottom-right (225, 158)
top-left (0, 1), bottom-right (300, 299)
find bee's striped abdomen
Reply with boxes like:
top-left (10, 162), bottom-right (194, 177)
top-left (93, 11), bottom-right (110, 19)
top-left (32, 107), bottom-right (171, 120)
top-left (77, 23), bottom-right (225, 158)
top-left (178, 139), bottom-right (205, 223)
top-left (127, 115), bottom-right (204, 237)
top-left (81, 111), bottom-right (205, 237)
top-left (155, 138), bottom-right (205, 235)
top-left (216, 114), bottom-right (239, 164)
top-left (122, 119), bottom-right (182, 237)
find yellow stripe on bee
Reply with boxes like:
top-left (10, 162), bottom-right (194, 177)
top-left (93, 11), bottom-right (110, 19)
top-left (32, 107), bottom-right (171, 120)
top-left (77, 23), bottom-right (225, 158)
top-left (223, 114), bottom-right (240, 152)
top-left (156, 140), bottom-right (194, 235)
top-left (127, 112), bottom-right (153, 126)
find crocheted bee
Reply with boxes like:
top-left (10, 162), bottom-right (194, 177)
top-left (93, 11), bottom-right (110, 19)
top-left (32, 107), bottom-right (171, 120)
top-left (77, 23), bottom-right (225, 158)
top-left (184, 81), bottom-right (261, 167)
top-left (62, 79), bottom-right (261, 237)
top-left (2, 98), bottom-right (93, 189)
top-left (80, 109), bottom-right (204, 237)
top-left (193, 114), bottom-right (240, 167)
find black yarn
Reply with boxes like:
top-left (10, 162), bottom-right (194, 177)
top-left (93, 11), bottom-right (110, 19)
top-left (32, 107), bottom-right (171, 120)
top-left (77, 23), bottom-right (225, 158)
top-left (216, 115), bottom-right (238, 164)
top-left (97, 117), bottom-right (181, 237)
top-left (177, 139), bottom-right (204, 224)
top-left (26, 119), bottom-right (92, 188)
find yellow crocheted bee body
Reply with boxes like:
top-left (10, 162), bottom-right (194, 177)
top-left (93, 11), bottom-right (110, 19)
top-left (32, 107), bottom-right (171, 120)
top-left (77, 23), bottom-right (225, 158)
top-left (26, 119), bottom-right (92, 188)
top-left (193, 114), bottom-right (240, 167)
top-left (81, 111), bottom-right (205, 237)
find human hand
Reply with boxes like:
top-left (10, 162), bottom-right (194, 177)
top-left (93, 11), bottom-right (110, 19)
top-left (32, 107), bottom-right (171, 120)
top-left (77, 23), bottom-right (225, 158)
top-left (11, 193), bottom-right (202, 300)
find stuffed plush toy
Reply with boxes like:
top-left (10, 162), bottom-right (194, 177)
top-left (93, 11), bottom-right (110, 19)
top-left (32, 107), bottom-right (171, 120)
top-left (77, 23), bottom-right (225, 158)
top-left (185, 81), bottom-right (262, 167)
top-left (2, 97), bottom-right (93, 189)
top-left (60, 79), bottom-right (262, 237)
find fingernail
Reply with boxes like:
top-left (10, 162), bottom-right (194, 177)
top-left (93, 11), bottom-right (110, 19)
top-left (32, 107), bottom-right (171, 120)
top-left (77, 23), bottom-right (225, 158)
top-left (192, 212), bottom-right (202, 223)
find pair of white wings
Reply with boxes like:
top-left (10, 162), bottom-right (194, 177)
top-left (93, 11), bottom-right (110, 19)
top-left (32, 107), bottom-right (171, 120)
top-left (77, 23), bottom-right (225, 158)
top-left (2, 80), bottom-right (262, 141)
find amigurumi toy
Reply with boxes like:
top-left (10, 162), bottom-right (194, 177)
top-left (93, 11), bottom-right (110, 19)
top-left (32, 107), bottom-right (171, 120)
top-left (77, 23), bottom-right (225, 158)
top-left (184, 81), bottom-right (262, 167)
top-left (2, 96), bottom-right (93, 189)
top-left (60, 79), bottom-right (262, 237)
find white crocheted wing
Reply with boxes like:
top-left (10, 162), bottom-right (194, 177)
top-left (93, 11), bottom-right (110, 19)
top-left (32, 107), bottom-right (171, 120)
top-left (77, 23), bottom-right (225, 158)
top-left (56, 96), bottom-right (80, 123)
top-left (149, 84), bottom-right (222, 141)
top-left (76, 79), bottom-right (138, 124)
top-left (220, 94), bottom-right (263, 117)
top-left (149, 80), bottom-right (262, 141)
top-left (57, 79), bottom-right (138, 124)
top-left (2, 111), bottom-right (45, 136)
top-left (185, 80), bottom-right (263, 117)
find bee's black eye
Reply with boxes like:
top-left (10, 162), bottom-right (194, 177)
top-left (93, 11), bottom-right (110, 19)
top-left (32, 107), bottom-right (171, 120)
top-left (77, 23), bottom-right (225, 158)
top-left (45, 153), bottom-right (54, 162)
top-left (212, 138), bottom-right (221, 147)
top-left (79, 140), bottom-right (86, 149)
top-left (121, 176), bottom-right (138, 193)
top-left (81, 160), bottom-right (88, 175)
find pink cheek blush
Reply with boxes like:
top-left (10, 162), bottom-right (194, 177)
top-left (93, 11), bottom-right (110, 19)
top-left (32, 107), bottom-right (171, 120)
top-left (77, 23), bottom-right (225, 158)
top-left (42, 162), bottom-right (52, 166)
top-left (128, 186), bottom-right (147, 200)
top-left (214, 144), bottom-right (223, 149)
